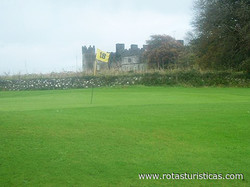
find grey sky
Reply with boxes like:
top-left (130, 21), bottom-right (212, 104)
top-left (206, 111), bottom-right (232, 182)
top-left (0, 0), bottom-right (194, 75)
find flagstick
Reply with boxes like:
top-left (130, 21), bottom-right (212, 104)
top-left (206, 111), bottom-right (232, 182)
top-left (90, 60), bottom-right (97, 104)
top-left (90, 49), bottom-right (109, 104)
top-left (93, 59), bottom-right (97, 76)
top-left (90, 85), bottom-right (94, 104)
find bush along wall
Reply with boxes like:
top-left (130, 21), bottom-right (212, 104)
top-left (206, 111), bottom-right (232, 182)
top-left (0, 71), bottom-right (249, 91)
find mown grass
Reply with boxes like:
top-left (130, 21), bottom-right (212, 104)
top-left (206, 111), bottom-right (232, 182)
top-left (0, 86), bottom-right (249, 186)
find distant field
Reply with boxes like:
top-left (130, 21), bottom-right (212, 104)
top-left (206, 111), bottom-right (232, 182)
top-left (0, 86), bottom-right (249, 186)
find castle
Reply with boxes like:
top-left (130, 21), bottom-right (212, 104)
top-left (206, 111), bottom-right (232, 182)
top-left (82, 43), bottom-right (148, 72)
top-left (82, 45), bottom-right (96, 71)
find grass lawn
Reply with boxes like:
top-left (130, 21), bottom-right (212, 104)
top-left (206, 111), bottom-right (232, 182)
top-left (0, 86), bottom-right (249, 186)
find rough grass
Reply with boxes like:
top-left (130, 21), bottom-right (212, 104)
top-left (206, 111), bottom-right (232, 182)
top-left (0, 86), bottom-right (249, 186)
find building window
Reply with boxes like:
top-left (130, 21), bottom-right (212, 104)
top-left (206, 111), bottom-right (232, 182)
top-left (128, 58), bottom-right (132, 63)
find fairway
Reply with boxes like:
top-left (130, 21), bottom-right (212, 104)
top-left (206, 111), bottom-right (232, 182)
top-left (0, 86), bottom-right (249, 186)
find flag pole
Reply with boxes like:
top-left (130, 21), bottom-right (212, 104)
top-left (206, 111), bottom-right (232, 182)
top-left (90, 49), bottom-right (109, 104)
top-left (90, 60), bottom-right (97, 104)
top-left (93, 59), bottom-right (97, 76)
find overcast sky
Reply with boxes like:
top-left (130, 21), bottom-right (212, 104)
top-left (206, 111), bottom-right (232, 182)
top-left (0, 0), bottom-right (194, 75)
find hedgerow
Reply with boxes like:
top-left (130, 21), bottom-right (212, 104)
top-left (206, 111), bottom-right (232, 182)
top-left (0, 71), bottom-right (249, 91)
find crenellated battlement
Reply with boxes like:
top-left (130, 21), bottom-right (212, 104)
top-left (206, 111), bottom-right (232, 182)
top-left (82, 43), bottom-right (149, 72)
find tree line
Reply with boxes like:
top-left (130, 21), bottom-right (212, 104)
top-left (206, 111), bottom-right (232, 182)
top-left (144, 0), bottom-right (250, 73)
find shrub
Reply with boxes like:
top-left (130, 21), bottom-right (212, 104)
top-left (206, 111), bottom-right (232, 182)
top-left (0, 71), bottom-right (249, 91)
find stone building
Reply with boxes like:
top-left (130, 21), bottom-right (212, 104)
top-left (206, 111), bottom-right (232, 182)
top-left (82, 45), bottom-right (95, 72)
top-left (115, 44), bottom-right (147, 71)
top-left (82, 43), bottom-right (147, 72)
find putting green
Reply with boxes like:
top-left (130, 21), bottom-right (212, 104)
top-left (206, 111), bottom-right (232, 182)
top-left (0, 86), bottom-right (249, 186)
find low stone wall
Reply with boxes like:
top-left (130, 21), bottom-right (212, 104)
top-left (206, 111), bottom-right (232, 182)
top-left (0, 71), bottom-right (249, 91)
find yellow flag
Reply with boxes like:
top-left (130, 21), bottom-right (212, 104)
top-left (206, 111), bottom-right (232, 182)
top-left (96, 49), bottom-right (110, 63)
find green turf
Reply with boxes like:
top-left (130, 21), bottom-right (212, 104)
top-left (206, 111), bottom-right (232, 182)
top-left (0, 86), bottom-right (249, 186)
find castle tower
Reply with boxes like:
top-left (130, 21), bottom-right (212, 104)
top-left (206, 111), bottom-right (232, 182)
top-left (130, 44), bottom-right (138, 50)
top-left (116, 43), bottom-right (125, 54)
top-left (82, 45), bottom-right (95, 72)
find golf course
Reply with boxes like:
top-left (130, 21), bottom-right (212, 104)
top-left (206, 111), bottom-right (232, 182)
top-left (0, 86), bottom-right (249, 186)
